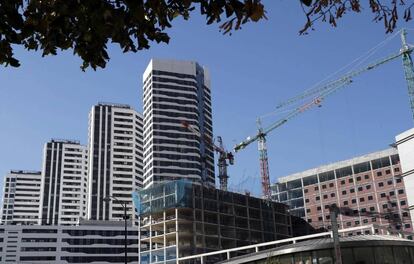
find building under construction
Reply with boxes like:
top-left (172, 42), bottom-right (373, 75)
top-left (133, 180), bottom-right (292, 264)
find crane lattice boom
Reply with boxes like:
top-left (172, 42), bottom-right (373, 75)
top-left (234, 29), bottom-right (414, 199)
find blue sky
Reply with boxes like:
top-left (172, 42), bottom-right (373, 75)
top-left (1, 2), bottom-right (413, 196)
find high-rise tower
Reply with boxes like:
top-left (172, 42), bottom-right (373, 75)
top-left (87, 103), bottom-right (143, 221)
top-left (40, 139), bottom-right (88, 225)
top-left (142, 59), bottom-right (214, 188)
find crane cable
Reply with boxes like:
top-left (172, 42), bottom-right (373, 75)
top-left (273, 30), bottom-right (402, 112)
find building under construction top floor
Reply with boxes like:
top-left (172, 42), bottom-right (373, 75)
top-left (133, 180), bottom-right (292, 264)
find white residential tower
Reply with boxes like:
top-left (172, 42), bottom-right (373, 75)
top-left (39, 139), bottom-right (88, 225)
top-left (142, 59), bottom-right (215, 188)
top-left (1, 170), bottom-right (42, 225)
top-left (87, 103), bottom-right (144, 221)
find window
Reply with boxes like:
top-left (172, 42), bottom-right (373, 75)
top-left (377, 171), bottom-right (382, 176)
top-left (314, 186), bottom-right (319, 191)
top-left (323, 194), bottom-right (328, 199)
top-left (401, 200), bottom-right (407, 206)
top-left (395, 167), bottom-right (400, 172)
top-left (355, 220), bottom-right (360, 225)
top-left (389, 191), bottom-right (395, 196)
top-left (325, 205), bottom-right (330, 209)
top-left (342, 190), bottom-right (347, 195)
top-left (305, 199), bottom-right (309, 203)
top-left (372, 217), bottom-right (377, 222)
top-left (370, 207), bottom-right (375, 211)
top-left (382, 204), bottom-right (388, 209)
top-left (364, 175), bottom-right (370, 179)
top-left (329, 183), bottom-right (334, 187)
top-left (360, 197), bottom-right (365, 202)
top-left (318, 216), bottom-right (323, 221)
top-left (330, 193), bottom-right (335, 198)
top-left (385, 169), bottom-right (391, 174)
top-left (387, 180), bottom-right (393, 185)
top-left (304, 189), bottom-right (308, 193)
top-left (396, 178), bottom-right (402, 183)
top-left (356, 176), bottom-right (361, 181)
top-left (398, 189), bottom-right (404, 194)
top-left (350, 188), bottom-right (355, 193)
top-left (317, 206), bottom-right (321, 211)
top-left (361, 208), bottom-right (366, 212)
top-left (307, 219), bottom-right (312, 223)
top-left (363, 219), bottom-right (368, 223)
top-left (326, 215), bottom-right (330, 220)
top-left (343, 201), bottom-right (349, 206)
top-left (316, 196), bottom-right (320, 201)
top-left (379, 182), bottom-right (384, 187)
top-left (366, 185), bottom-right (371, 190)
top-left (346, 222), bottom-right (352, 227)
top-left (322, 184), bottom-right (327, 189)
top-left (405, 224), bottom-right (411, 228)
top-left (358, 187), bottom-right (363, 192)
top-left (349, 178), bottom-right (353, 183)
top-left (368, 196), bottom-right (373, 201)
top-left (341, 180), bottom-right (345, 185)
top-left (381, 193), bottom-right (386, 198)
top-left (306, 209), bottom-right (311, 213)
top-left (352, 199), bottom-right (356, 204)
top-left (403, 212), bottom-right (409, 217)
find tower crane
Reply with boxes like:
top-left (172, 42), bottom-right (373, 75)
top-left (181, 121), bottom-right (234, 191)
top-left (234, 29), bottom-right (414, 200)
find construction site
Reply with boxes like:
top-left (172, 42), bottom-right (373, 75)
top-left (134, 180), bottom-right (292, 264)
top-left (133, 29), bottom-right (414, 264)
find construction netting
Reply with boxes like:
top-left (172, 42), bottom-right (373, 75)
top-left (132, 179), bottom-right (194, 216)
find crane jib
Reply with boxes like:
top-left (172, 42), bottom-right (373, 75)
top-left (233, 29), bottom-right (414, 199)
top-left (234, 46), bottom-right (413, 153)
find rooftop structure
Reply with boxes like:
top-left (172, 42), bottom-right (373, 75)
top-left (219, 233), bottom-right (414, 264)
top-left (134, 180), bottom-right (292, 264)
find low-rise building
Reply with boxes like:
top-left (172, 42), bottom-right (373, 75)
top-left (0, 220), bottom-right (138, 263)
top-left (271, 147), bottom-right (413, 236)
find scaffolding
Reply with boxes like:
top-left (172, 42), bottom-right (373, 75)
top-left (133, 180), bottom-right (292, 264)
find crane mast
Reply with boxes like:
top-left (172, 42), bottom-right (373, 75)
top-left (181, 121), bottom-right (234, 191)
top-left (401, 29), bottom-right (414, 121)
top-left (256, 119), bottom-right (271, 199)
top-left (217, 136), bottom-right (230, 191)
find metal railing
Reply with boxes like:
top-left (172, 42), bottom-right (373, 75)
top-left (177, 225), bottom-right (382, 264)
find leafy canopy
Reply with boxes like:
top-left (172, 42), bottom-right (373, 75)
top-left (0, 0), bottom-right (266, 70)
top-left (1, 0), bottom-right (413, 70)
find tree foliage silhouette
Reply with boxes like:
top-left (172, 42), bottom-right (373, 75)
top-left (1, 0), bottom-right (413, 70)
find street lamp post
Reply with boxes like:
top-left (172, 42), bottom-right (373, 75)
top-left (103, 196), bottom-right (128, 264)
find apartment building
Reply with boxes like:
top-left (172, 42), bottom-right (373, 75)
top-left (1, 170), bottom-right (42, 225)
top-left (142, 59), bottom-right (215, 188)
top-left (87, 103), bottom-right (144, 221)
top-left (0, 220), bottom-right (138, 263)
top-left (40, 139), bottom-right (88, 225)
top-left (271, 148), bottom-right (413, 236)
